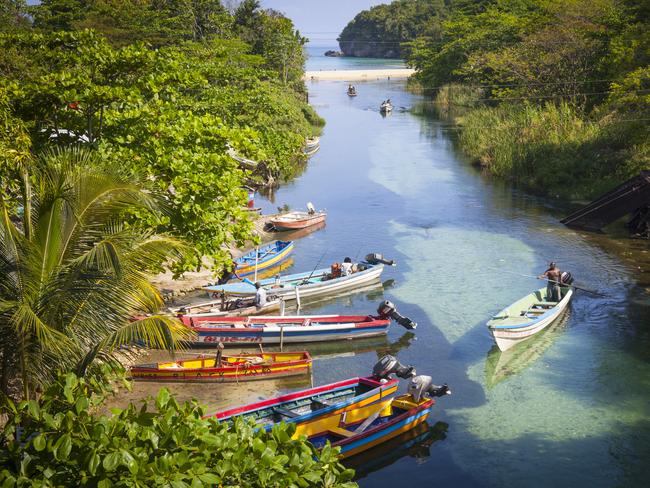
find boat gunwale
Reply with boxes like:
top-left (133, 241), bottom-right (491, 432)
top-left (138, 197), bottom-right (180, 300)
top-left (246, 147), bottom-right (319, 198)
top-left (488, 287), bottom-right (573, 330)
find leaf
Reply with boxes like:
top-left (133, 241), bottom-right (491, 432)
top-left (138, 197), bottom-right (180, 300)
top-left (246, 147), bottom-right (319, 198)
top-left (53, 434), bottom-right (72, 460)
top-left (103, 451), bottom-right (122, 472)
top-left (156, 388), bottom-right (170, 409)
top-left (88, 452), bottom-right (101, 475)
top-left (31, 434), bottom-right (46, 452)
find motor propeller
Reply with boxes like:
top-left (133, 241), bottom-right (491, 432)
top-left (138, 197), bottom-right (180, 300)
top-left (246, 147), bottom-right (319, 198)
top-left (372, 354), bottom-right (416, 380)
top-left (408, 375), bottom-right (451, 402)
top-left (377, 300), bottom-right (417, 330)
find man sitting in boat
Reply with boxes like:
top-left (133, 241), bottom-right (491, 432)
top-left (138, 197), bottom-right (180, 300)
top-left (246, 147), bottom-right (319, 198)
top-left (254, 282), bottom-right (267, 309)
top-left (341, 257), bottom-right (354, 276)
top-left (538, 261), bottom-right (562, 301)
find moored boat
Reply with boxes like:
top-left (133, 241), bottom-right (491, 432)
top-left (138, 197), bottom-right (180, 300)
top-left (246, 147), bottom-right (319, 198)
top-left (172, 295), bottom-right (281, 319)
top-left (232, 240), bottom-right (293, 278)
top-left (270, 209), bottom-right (327, 231)
top-left (185, 301), bottom-right (416, 346)
top-left (487, 286), bottom-right (573, 352)
top-left (208, 355), bottom-right (420, 427)
top-left (304, 137), bottom-right (320, 156)
top-left (130, 351), bottom-right (311, 383)
top-left (204, 254), bottom-right (394, 302)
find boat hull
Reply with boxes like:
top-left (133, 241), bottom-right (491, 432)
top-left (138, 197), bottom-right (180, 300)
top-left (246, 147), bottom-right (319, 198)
top-left (270, 212), bottom-right (326, 231)
top-left (176, 299), bottom-right (281, 322)
top-left (487, 287), bottom-right (573, 351)
top-left (204, 263), bottom-right (385, 302)
top-left (189, 316), bottom-right (390, 345)
top-left (130, 352), bottom-right (311, 383)
top-left (235, 241), bottom-right (293, 278)
top-left (209, 376), bottom-right (399, 428)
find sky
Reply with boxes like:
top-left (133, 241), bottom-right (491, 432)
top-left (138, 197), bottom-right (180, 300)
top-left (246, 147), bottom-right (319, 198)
top-left (259, 0), bottom-right (388, 46)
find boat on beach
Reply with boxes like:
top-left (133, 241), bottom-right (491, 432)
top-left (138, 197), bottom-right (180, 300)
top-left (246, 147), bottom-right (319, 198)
top-left (204, 254), bottom-right (394, 302)
top-left (487, 286), bottom-right (573, 351)
top-left (130, 351), bottom-right (312, 383)
top-left (184, 301), bottom-right (416, 346)
top-left (231, 240), bottom-right (293, 278)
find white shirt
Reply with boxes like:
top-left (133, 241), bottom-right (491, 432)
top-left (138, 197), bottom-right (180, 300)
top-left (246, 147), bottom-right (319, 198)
top-left (255, 287), bottom-right (267, 308)
top-left (341, 262), bottom-right (353, 276)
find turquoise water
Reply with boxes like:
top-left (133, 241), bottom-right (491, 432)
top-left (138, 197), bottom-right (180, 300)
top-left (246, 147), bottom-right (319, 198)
top-left (305, 44), bottom-right (405, 71)
top-left (254, 59), bottom-right (650, 486)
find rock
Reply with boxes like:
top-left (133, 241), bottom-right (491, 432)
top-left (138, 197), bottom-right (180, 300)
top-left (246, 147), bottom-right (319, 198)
top-left (324, 50), bottom-right (344, 57)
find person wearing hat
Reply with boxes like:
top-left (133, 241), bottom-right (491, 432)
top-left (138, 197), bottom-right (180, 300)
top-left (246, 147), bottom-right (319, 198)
top-left (538, 262), bottom-right (562, 301)
top-left (254, 281), bottom-right (267, 310)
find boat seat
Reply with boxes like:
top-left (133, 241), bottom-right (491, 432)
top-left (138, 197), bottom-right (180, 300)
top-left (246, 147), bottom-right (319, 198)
top-left (273, 407), bottom-right (299, 418)
top-left (532, 302), bottom-right (555, 308)
top-left (311, 399), bottom-right (331, 410)
top-left (328, 427), bottom-right (355, 439)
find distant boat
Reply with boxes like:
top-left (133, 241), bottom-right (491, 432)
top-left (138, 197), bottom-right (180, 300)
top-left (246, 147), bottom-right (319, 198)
top-left (270, 204), bottom-right (326, 231)
top-left (348, 87), bottom-right (357, 97)
top-left (232, 241), bottom-right (293, 278)
top-left (380, 101), bottom-right (393, 113)
top-left (304, 137), bottom-right (320, 156)
top-left (130, 351), bottom-right (312, 383)
top-left (487, 286), bottom-right (573, 351)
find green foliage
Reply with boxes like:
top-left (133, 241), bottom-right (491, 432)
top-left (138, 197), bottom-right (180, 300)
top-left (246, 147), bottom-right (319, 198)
top-left (0, 373), bottom-right (357, 487)
top-left (338, 0), bottom-right (447, 58)
top-left (0, 0), bottom-right (30, 31)
top-left (0, 148), bottom-right (193, 399)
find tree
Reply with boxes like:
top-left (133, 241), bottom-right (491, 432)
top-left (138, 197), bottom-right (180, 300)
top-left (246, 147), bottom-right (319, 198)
top-left (0, 147), bottom-right (193, 400)
top-left (0, 0), bottom-right (30, 31)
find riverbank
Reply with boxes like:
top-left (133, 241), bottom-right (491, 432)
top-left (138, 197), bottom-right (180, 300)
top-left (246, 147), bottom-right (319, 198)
top-left (304, 68), bottom-right (414, 81)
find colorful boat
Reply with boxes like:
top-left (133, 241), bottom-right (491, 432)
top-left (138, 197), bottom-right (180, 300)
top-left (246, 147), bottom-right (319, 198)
top-left (204, 261), bottom-right (386, 302)
top-left (209, 375), bottom-right (399, 426)
top-left (232, 241), bottom-right (293, 278)
top-left (172, 295), bottom-right (281, 319)
top-left (270, 210), bottom-right (327, 231)
top-left (296, 394), bottom-right (434, 459)
top-left (487, 286), bottom-right (573, 352)
top-left (130, 351), bottom-right (311, 383)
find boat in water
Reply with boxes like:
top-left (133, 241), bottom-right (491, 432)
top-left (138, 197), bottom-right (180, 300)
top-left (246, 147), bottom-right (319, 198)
top-left (172, 295), bottom-right (281, 319)
top-left (231, 240), bottom-right (293, 279)
top-left (379, 100), bottom-right (393, 113)
top-left (487, 286), bottom-right (573, 351)
top-left (304, 137), bottom-right (320, 157)
top-left (270, 203), bottom-right (326, 231)
top-left (130, 351), bottom-right (312, 383)
top-left (204, 253), bottom-right (394, 302)
top-left (185, 301), bottom-right (416, 346)
top-left (347, 86), bottom-right (357, 97)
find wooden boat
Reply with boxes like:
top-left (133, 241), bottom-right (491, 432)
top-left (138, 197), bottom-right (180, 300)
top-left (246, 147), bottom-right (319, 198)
top-left (204, 262), bottom-right (386, 301)
top-left (186, 313), bottom-right (392, 346)
top-left (130, 351), bottom-right (311, 383)
top-left (379, 101), bottom-right (393, 113)
top-left (487, 286), bottom-right (573, 352)
top-left (172, 295), bottom-right (281, 320)
top-left (208, 375), bottom-right (399, 427)
top-left (232, 240), bottom-right (293, 278)
top-left (270, 210), bottom-right (326, 231)
top-left (295, 394), bottom-right (434, 459)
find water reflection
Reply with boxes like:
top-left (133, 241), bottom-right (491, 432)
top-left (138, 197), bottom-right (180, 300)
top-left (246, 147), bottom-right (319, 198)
top-left (347, 421), bottom-right (449, 480)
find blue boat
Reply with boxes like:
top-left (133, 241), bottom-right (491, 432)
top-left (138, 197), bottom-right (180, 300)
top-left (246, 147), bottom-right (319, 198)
top-left (232, 241), bottom-right (293, 278)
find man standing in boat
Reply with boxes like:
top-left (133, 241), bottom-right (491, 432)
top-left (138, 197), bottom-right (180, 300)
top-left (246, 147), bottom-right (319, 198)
top-left (254, 281), bottom-right (267, 310)
top-left (538, 262), bottom-right (562, 302)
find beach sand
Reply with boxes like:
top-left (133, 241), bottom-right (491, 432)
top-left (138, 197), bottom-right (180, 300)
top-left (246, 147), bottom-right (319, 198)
top-left (304, 68), bottom-right (415, 82)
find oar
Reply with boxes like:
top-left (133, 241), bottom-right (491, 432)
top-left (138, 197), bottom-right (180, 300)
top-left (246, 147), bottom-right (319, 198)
top-left (501, 270), bottom-right (606, 297)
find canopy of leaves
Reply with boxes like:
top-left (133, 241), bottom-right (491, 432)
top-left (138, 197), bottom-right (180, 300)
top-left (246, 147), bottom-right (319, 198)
top-left (0, 372), bottom-right (357, 487)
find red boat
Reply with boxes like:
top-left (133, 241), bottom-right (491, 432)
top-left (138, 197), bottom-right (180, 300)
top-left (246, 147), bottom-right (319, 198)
top-left (270, 207), bottom-right (326, 231)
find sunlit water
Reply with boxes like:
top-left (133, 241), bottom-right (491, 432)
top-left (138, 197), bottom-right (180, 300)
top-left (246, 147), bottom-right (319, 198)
top-left (116, 52), bottom-right (650, 486)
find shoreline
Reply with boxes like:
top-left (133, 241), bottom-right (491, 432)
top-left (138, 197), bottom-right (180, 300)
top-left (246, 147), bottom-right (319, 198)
top-left (304, 68), bottom-right (415, 82)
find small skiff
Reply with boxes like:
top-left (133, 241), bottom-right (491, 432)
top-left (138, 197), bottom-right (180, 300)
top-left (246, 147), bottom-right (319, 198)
top-left (208, 375), bottom-right (399, 427)
top-left (172, 295), bottom-right (281, 319)
top-left (270, 210), bottom-right (327, 231)
top-left (130, 351), bottom-right (311, 383)
top-left (296, 394), bottom-right (434, 459)
top-left (487, 286), bottom-right (573, 352)
top-left (204, 262), bottom-right (385, 301)
top-left (232, 240), bottom-right (293, 278)
top-left (380, 102), bottom-right (393, 113)
top-left (304, 137), bottom-right (320, 156)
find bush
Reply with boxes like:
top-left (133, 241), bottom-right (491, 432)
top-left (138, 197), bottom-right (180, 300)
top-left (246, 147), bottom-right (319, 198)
top-left (0, 373), bottom-right (356, 488)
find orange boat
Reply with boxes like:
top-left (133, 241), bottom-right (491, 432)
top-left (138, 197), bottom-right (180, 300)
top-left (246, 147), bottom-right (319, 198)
top-left (270, 205), bottom-right (327, 231)
top-left (130, 351), bottom-right (311, 383)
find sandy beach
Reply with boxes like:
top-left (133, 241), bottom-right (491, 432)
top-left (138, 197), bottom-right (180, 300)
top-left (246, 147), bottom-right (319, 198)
top-left (304, 68), bottom-right (415, 82)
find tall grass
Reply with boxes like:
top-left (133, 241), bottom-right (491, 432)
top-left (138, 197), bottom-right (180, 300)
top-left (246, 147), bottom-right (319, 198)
top-left (458, 102), bottom-right (649, 199)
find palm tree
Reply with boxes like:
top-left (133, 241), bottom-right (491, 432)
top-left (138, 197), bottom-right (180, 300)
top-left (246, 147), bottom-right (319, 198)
top-left (0, 147), bottom-right (193, 400)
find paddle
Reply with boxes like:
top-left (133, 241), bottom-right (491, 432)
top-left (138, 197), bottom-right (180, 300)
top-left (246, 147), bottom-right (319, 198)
top-left (501, 270), bottom-right (606, 297)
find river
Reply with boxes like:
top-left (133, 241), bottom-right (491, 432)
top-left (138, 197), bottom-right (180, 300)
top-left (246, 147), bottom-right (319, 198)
top-left (122, 48), bottom-right (650, 487)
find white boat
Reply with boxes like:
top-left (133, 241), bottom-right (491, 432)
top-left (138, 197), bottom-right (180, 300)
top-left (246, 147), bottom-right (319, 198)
top-left (204, 263), bottom-right (386, 302)
top-left (487, 286), bottom-right (573, 352)
top-left (380, 101), bottom-right (393, 113)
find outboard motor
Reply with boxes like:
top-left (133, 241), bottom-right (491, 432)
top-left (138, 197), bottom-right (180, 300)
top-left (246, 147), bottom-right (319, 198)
top-left (561, 271), bottom-right (574, 285)
top-left (365, 253), bottom-right (396, 266)
top-left (407, 375), bottom-right (451, 402)
top-left (372, 355), bottom-right (416, 380)
top-left (377, 301), bottom-right (417, 330)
